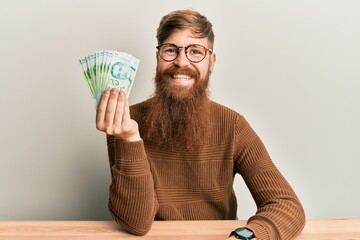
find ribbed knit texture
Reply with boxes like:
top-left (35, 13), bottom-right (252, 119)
top-left (106, 100), bottom-right (305, 239)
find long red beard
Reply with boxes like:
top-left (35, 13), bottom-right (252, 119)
top-left (142, 65), bottom-right (211, 149)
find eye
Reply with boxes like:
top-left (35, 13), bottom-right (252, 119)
top-left (190, 49), bottom-right (201, 55)
top-left (165, 48), bottom-right (177, 53)
top-left (188, 46), bottom-right (205, 56)
top-left (162, 45), bottom-right (178, 55)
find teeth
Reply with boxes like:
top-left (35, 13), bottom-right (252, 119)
top-left (173, 74), bottom-right (191, 80)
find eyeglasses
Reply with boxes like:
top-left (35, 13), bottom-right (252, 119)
top-left (156, 43), bottom-right (213, 63)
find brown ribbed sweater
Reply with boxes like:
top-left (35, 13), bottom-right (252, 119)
top-left (106, 100), bottom-right (305, 239)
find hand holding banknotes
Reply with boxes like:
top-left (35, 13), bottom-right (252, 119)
top-left (79, 50), bottom-right (141, 141)
top-left (95, 88), bottom-right (140, 142)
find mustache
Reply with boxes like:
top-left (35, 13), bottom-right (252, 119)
top-left (162, 65), bottom-right (200, 79)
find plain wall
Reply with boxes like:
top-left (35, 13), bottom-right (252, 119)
top-left (1, 0), bottom-right (359, 220)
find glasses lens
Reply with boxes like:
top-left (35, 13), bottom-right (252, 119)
top-left (159, 44), bottom-right (178, 61)
top-left (186, 45), bottom-right (206, 62)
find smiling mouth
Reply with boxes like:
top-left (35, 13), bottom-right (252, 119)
top-left (170, 74), bottom-right (194, 86)
top-left (171, 74), bottom-right (192, 81)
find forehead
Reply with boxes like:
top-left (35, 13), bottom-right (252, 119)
top-left (164, 29), bottom-right (209, 47)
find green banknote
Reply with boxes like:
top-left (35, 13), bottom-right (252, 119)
top-left (79, 50), bottom-right (140, 107)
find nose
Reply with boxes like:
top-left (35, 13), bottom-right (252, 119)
top-left (173, 48), bottom-right (190, 67)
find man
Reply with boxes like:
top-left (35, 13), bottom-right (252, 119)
top-left (96, 9), bottom-right (305, 240)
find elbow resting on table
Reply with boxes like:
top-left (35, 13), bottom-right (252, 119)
top-left (108, 204), bottom-right (154, 236)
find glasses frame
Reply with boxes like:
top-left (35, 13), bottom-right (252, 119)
top-left (156, 43), bottom-right (213, 63)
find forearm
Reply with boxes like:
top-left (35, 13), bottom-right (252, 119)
top-left (108, 170), bottom-right (158, 235)
top-left (243, 167), bottom-right (305, 239)
top-left (234, 116), bottom-right (305, 239)
top-left (107, 137), bottom-right (158, 235)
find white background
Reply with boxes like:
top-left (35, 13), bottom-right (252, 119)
top-left (1, 0), bottom-right (359, 220)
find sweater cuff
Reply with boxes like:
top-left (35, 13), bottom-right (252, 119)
top-left (246, 219), bottom-right (276, 240)
top-left (114, 139), bottom-right (147, 162)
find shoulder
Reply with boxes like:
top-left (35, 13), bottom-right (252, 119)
top-left (130, 99), bottom-right (149, 112)
top-left (129, 99), bottom-right (151, 122)
top-left (208, 101), bottom-right (252, 142)
top-left (209, 100), bottom-right (246, 123)
top-left (209, 101), bottom-right (258, 142)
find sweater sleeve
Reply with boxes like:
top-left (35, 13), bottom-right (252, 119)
top-left (233, 116), bottom-right (305, 240)
top-left (106, 135), bottom-right (159, 235)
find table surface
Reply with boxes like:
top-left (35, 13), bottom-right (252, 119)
top-left (0, 219), bottom-right (359, 240)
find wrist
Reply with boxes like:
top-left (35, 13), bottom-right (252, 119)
top-left (122, 132), bottom-right (141, 142)
top-left (114, 131), bottom-right (141, 142)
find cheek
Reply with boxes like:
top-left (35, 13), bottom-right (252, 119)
top-left (157, 61), bottom-right (171, 72)
top-left (197, 64), bottom-right (211, 78)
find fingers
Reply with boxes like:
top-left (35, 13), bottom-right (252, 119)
top-left (122, 97), bottom-right (131, 127)
top-left (113, 91), bottom-right (126, 131)
top-left (96, 88), bottom-right (128, 135)
top-left (96, 88), bottom-right (111, 131)
top-left (104, 88), bottom-right (121, 128)
top-left (95, 88), bottom-right (140, 141)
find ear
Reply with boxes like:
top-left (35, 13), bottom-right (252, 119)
top-left (156, 51), bottom-right (160, 62)
top-left (209, 52), bottom-right (216, 73)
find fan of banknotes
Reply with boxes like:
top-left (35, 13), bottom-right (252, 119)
top-left (79, 50), bottom-right (140, 107)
